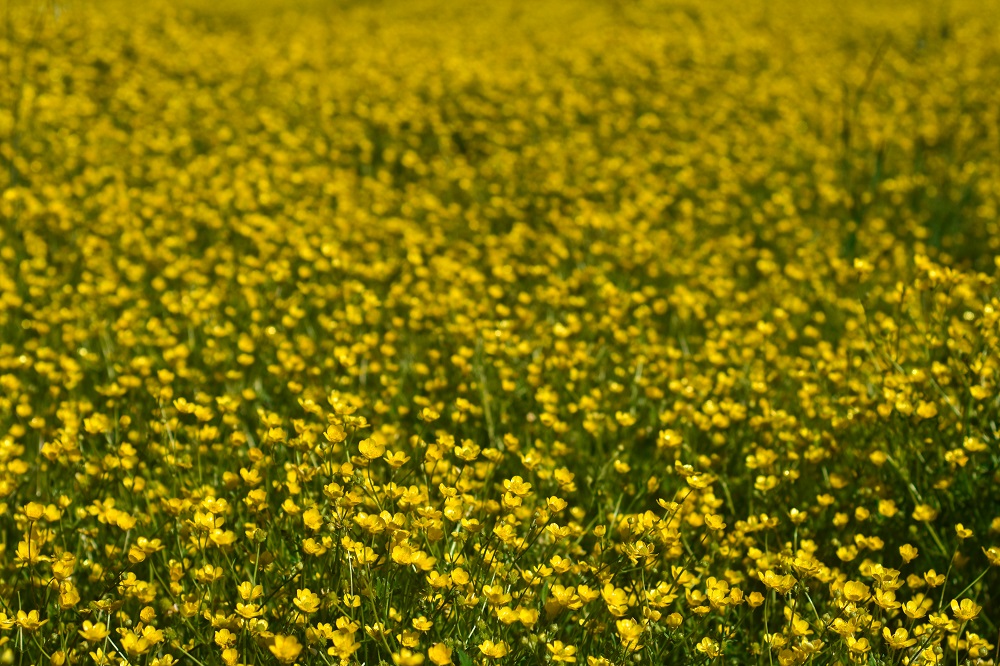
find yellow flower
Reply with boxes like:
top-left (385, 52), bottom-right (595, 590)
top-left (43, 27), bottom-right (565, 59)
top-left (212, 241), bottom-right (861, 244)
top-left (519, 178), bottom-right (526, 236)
top-left (324, 424), bottom-right (347, 443)
top-left (705, 514), bottom-right (726, 531)
top-left (695, 637), bottom-right (721, 658)
top-left (478, 640), bottom-right (509, 658)
top-left (877, 499), bottom-right (898, 517)
top-left (615, 618), bottom-right (644, 652)
top-left (428, 643), bottom-right (453, 666)
top-left (235, 602), bottom-right (263, 619)
top-left (758, 570), bottom-right (797, 595)
top-left (546, 640), bottom-right (578, 663)
top-left (385, 450), bottom-right (411, 467)
top-left (841, 581), bottom-right (870, 603)
top-left (924, 569), bottom-right (946, 587)
top-left (455, 441), bottom-right (481, 462)
top-left (15, 610), bottom-right (47, 631)
top-left (903, 594), bottom-right (934, 619)
top-left (614, 411), bottom-right (636, 426)
top-left (269, 635), bottom-right (303, 664)
top-left (418, 407), bottom-right (440, 422)
top-left (392, 542), bottom-right (416, 565)
top-left (78, 621), bottom-right (109, 643)
top-left (303, 507), bottom-right (323, 531)
top-left (358, 437), bottom-right (385, 460)
top-left (913, 647), bottom-right (943, 665)
top-left (22, 502), bottom-right (46, 521)
top-left (237, 581), bottom-right (264, 601)
top-left (89, 649), bottom-right (112, 666)
top-left (120, 630), bottom-right (154, 658)
top-left (882, 627), bottom-right (916, 649)
top-left (687, 473), bottom-right (713, 489)
top-left (393, 649), bottom-right (425, 666)
top-left (215, 628), bottom-right (236, 648)
top-left (502, 476), bottom-right (532, 497)
top-left (950, 598), bottom-right (982, 622)
top-left (328, 629), bottom-right (361, 660)
top-left (547, 496), bottom-right (568, 512)
top-left (846, 637), bottom-right (870, 654)
top-left (293, 588), bottom-right (321, 614)
top-left (58, 581), bottom-right (80, 609)
top-left (873, 589), bottom-right (900, 611)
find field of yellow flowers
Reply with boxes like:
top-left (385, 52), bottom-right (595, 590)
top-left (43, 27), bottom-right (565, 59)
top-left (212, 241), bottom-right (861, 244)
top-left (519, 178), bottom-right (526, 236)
top-left (2, 0), bottom-right (999, 664)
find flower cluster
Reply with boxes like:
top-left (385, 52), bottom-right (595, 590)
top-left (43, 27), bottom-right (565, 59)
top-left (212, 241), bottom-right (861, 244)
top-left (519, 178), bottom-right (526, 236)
top-left (0, 0), bottom-right (998, 664)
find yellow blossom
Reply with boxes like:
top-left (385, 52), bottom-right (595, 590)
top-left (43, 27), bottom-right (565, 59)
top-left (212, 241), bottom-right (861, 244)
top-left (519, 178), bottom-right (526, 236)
top-left (478, 640), bottom-right (510, 658)
top-left (950, 598), bottom-right (982, 622)
top-left (428, 643), bottom-right (453, 666)
top-left (269, 635), bottom-right (303, 663)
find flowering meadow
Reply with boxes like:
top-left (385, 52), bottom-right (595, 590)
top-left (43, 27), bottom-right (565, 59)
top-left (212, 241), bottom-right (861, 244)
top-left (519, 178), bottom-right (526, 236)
top-left (1, 0), bottom-right (1000, 664)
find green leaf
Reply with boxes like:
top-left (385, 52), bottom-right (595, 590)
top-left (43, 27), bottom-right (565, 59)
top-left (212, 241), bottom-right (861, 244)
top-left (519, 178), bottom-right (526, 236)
top-left (457, 647), bottom-right (476, 666)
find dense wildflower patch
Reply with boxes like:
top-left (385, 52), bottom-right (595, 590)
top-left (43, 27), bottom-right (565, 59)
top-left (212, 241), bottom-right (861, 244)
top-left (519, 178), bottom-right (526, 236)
top-left (1, 0), bottom-right (999, 664)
